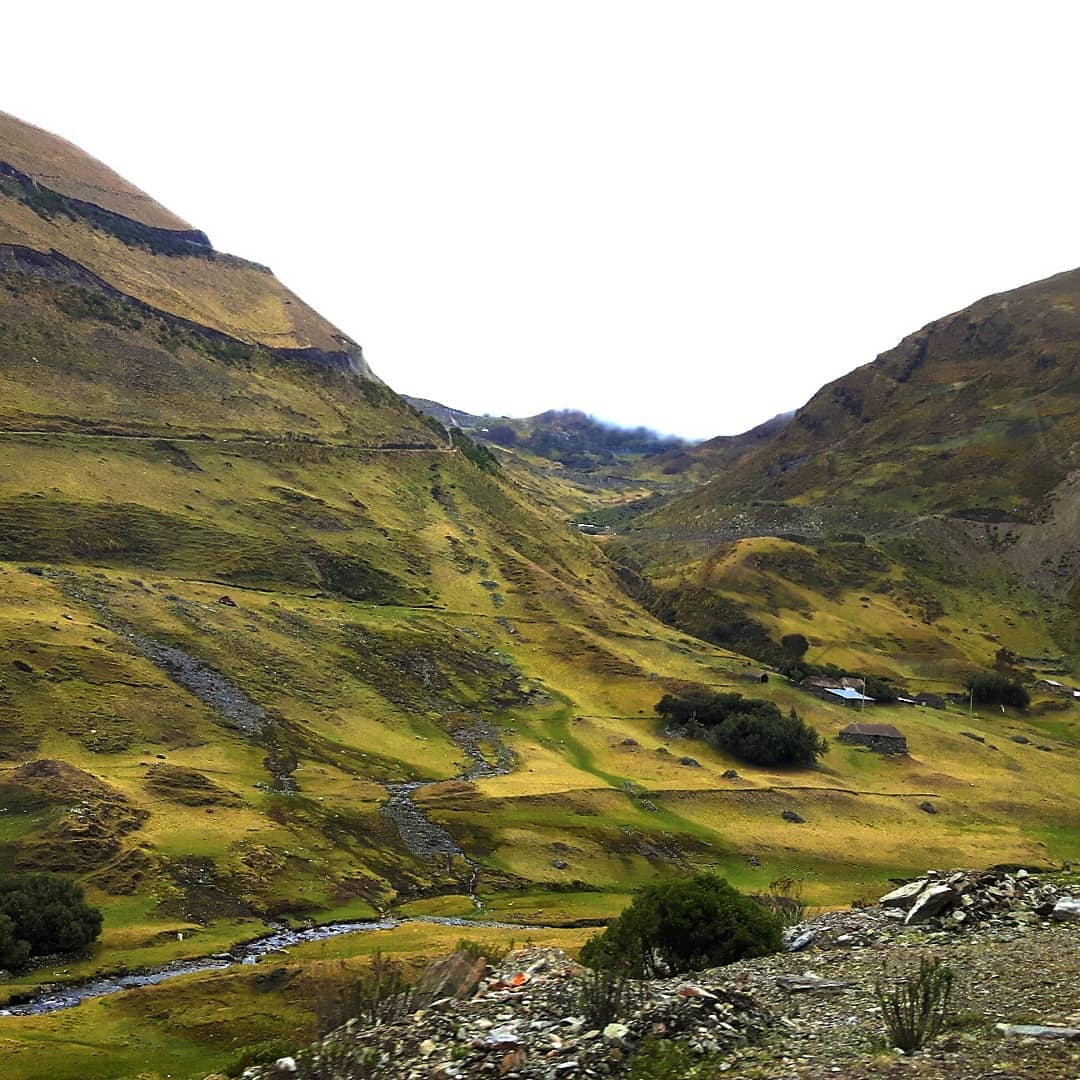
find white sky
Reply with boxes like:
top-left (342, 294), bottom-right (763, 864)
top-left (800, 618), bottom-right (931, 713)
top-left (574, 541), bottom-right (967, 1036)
top-left (5, 2), bottom-right (1080, 439)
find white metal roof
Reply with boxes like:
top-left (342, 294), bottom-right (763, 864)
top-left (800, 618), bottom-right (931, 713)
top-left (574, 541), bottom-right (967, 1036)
top-left (826, 687), bottom-right (875, 702)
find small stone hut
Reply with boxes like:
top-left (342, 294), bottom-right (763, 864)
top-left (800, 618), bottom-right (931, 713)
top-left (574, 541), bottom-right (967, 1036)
top-left (838, 721), bottom-right (908, 755)
top-left (1033, 679), bottom-right (1071, 697)
top-left (799, 676), bottom-right (844, 699)
top-left (741, 670), bottom-right (770, 684)
top-left (914, 692), bottom-right (945, 710)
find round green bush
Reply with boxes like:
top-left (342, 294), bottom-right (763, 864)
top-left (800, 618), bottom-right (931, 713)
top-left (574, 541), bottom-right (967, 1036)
top-left (0, 872), bottom-right (103, 969)
top-left (580, 872), bottom-right (782, 977)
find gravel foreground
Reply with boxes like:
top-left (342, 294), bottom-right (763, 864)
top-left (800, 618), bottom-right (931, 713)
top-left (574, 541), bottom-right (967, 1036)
top-left (247, 871), bottom-right (1080, 1080)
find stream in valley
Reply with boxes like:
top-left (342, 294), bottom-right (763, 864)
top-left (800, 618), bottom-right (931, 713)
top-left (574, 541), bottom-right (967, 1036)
top-left (3, 723), bottom-right (541, 1017)
top-left (0, 913), bottom-right (569, 1017)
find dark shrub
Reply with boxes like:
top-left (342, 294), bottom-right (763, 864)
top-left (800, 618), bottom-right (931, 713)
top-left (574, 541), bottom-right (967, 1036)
top-left (655, 693), bottom-right (828, 766)
top-left (580, 872), bottom-right (782, 977)
top-left (863, 675), bottom-right (899, 703)
top-left (450, 430), bottom-right (500, 473)
top-left (0, 914), bottom-right (30, 971)
top-left (966, 672), bottom-right (1029, 708)
top-left (875, 956), bottom-right (955, 1052)
top-left (0, 872), bottom-right (103, 967)
top-left (780, 633), bottom-right (810, 659)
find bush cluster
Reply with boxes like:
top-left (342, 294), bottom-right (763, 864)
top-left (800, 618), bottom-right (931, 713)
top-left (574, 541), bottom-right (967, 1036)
top-left (655, 691), bottom-right (828, 766)
top-left (580, 872), bottom-right (782, 978)
top-left (450, 429), bottom-right (500, 473)
top-left (965, 672), bottom-right (1029, 708)
top-left (0, 872), bottom-right (103, 970)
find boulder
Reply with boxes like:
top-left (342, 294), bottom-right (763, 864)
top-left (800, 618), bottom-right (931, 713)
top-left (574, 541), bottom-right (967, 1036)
top-left (412, 950), bottom-right (488, 1008)
top-left (784, 929), bottom-right (816, 952)
top-left (996, 1023), bottom-right (1080, 1040)
top-left (781, 810), bottom-right (805, 824)
top-left (602, 1022), bottom-right (633, 1049)
top-left (775, 972), bottom-right (853, 992)
top-left (876, 881), bottom-right (928, 907)
top-left (904, 883), bottom-right (958, 924)
top-left (1050, 897), bottom-right (1080, 922)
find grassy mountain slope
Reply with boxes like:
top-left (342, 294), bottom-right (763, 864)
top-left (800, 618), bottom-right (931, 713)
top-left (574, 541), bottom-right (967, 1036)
top-left (0, 111), bottom-right (194, 230)
top-left (613, 268), bottom-right (1080, 687)
top-left (0, 114), bottom-right (1077, 1078)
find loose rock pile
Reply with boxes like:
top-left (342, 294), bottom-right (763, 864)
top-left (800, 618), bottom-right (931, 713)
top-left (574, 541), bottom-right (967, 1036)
top-left (258, 948), bottom-right (772, 1079)
top-left (878, 867), bottom-right (1078, 929)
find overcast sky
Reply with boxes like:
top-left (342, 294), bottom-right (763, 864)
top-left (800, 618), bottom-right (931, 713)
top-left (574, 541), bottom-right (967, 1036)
top-left (6, 2), bottom-right (1080, 438)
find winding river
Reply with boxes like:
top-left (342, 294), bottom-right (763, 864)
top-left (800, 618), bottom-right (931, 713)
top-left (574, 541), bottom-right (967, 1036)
top-left (0, 913), bottom-right (588, 1017)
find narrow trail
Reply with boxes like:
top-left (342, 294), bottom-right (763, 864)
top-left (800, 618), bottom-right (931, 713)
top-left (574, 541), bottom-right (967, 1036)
top-left (380, 721), bottom-right (517, 908)
top-left (0, 428), bottom-right (454, 452)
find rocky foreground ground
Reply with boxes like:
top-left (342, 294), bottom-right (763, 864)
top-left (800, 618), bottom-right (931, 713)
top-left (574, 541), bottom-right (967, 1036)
top-left (247, 869), bottom-right (1080, 1080)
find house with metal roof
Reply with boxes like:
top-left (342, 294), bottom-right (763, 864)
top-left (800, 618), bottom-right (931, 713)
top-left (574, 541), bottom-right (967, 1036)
top-left (824, 686), bottom-right (875, 705)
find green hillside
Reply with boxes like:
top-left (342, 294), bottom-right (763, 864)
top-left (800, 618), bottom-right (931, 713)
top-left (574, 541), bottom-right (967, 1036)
top-left (0, 112), bottom-right (1077, 1079)
top-left (610, 268), bottom-right (1080, 684)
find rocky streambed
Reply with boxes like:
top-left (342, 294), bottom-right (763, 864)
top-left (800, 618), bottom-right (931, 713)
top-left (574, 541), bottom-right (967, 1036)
top-left (380, 719), bottom-right (518, 905)
top-left (0, 914), bottom-right (570, 1017)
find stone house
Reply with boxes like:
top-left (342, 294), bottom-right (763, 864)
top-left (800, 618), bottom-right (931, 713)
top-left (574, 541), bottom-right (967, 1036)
top-left (914, 692), bottom-right (945, 710)
top-left (838, 721), bottom-right (908, 755)
top-left (1033, 679), bottom-right (1070, 697)
top-left (799, 676), bottom-right (845, 698)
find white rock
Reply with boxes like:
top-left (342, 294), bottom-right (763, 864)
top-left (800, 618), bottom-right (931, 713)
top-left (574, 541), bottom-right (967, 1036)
top-left (419, 1038), bottom-right (437, 1057)
top-left (996, 1023), bottom-right (1080, 1040)
top-left (905, 884), bottom-right (957, 924)
top-left (603, 1021), bottom-right (633, 1049)
top-left (273, 1058), bottom-right (297, 1074)
top-left (785, 929), bottom-right (817, 952)
top-left (1050, 897), bottom-right (1080, 922)
top-left (879, 880), bottom-right (927, 909)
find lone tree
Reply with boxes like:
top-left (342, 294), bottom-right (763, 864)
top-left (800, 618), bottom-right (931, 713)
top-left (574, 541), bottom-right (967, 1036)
top-left (580, 872), bottom-right (782, 977)
top-left (0, 872), bottom-right (103, 970)
top-left (780, 633), bottom-right (810, 660)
